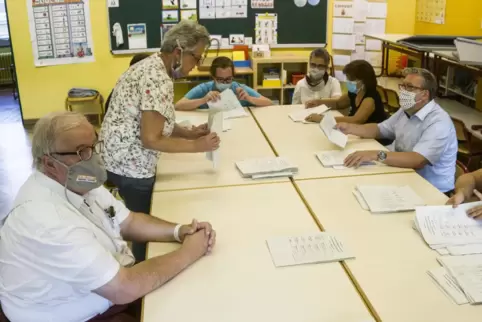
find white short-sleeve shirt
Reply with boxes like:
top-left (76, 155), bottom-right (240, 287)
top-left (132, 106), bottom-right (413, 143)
top-left (292, 76), bottom-right (342, 104)
top-left (0, 171), bottom-right (132, 322)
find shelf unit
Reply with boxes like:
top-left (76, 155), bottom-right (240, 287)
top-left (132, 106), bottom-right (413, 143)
top-left (252, 55), bottom-right (310, 105)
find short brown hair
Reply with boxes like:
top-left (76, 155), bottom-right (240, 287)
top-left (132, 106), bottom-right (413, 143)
top-left (210, 56), bottom-right (235, 77)
top-left (343, 60), bottom-right (377, 92)
top-left (403, 67), bottom-right (438, 100)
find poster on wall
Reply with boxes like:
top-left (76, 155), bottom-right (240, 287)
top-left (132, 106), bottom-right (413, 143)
top-left (27, 0), bottom-right (95, 67)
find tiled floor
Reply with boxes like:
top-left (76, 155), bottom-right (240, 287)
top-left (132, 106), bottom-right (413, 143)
top-left (0, 90), bottom-right (32, 223)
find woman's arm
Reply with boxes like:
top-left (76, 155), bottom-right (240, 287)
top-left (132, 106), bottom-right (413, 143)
top-left (335, 97), bottom-right (375, 124)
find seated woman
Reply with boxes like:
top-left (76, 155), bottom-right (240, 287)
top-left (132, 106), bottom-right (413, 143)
top-left (292, 48), bottom-right (342, 106)
top-left (175, 56), bottom-right (272, 110)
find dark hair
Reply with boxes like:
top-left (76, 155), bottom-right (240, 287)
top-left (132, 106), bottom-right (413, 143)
top-left (129, 53), bottom-right (150, 66)
top-left (309, 48), bottom-right (331, 84)
top-left (343, 60), bottom-right (377, 92)
top-left (210, 56), bottom-right (235, 77)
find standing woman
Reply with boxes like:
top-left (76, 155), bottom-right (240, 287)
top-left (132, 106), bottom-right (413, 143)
top-left (100, 21), bottom-right (219, 244)
top-left (292, 48), bottom-right (342, 107)
top-left (305, 59), bottom-right (387, 126)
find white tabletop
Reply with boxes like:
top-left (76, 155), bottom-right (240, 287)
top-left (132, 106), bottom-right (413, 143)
top-left (364, 33), bottom-right (412, 45)
top-left (297, 173), bottom-right (482, 322)
top-left (437, 98), bottom-right (482, 140)
top-left (250, 105), bottom-right (412, 180)
top-left (144, 183), bottom-right (374, 322)
top-left (154, 110), bottom-right (287, 192)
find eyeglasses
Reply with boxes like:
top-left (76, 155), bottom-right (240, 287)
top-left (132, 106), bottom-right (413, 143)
top-left (188, 52), bottom-right (206, 65)
top-left (310, 63), bottom-right (328, 69)
top-left (52, 141), bottom-right (104, 161)
top-left (215, 77), bottom-right (234, 84)
top-left (398, 83), bottom-right (425, 92)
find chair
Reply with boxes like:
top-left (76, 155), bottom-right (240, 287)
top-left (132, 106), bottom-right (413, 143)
top-left (65, 93), bottom-right (104, 125)
top-left (451, 117), bottom-right (482, 171)
top-left (455, 160), bottom-right (469, 182)
top-left (384, 89), bottom-right (400, 116)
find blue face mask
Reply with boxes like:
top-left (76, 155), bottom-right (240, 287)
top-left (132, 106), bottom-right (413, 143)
top-left (346, 81), bottom-right (359, 94)
top-left (216, 83), bottom-right (231, 92)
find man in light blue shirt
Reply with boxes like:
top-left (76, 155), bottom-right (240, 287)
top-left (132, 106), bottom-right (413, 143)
top-left (336, 67), bottom-right (457, 194)
top-left (175, 56), bottom-right (272, 110)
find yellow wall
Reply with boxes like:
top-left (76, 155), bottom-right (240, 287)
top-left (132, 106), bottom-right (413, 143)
top-left (9, 0), bottom-right (415, 120)
top-left (414, 0), bottom-right (482, 36)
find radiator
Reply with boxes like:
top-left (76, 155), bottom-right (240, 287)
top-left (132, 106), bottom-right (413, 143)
top-left (0, 52), bottom-right (13, 85)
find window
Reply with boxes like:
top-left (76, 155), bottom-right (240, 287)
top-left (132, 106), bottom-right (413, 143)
top-left (0, 0), bottom-right (9, 40)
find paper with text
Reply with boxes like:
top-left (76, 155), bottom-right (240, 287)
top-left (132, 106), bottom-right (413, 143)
top-left (205, 112), bottom-right (223, 169)
top-left (288, 105), bottom-right (330, 123)
top-left (316, 149), bottom-right (355, 167)
top-left (266, 232), bottom-right (354, 267)
top-left (223, 107), bottom-right (249, 119)
top-left (439, 255), bottom-right (482, 304)
top-left (208, 89), bottom-right (243, 111)
top-left (235, 157), bottom-right (298, 178)
top-left (428, 267), bottom-right (469, 305)
top-left (355, 185), bottom-right (425, 213)
top-left (320, 114), bottom-right (347, 148)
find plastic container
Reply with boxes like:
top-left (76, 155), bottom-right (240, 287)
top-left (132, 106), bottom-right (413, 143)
top-left (233, 60), bottom-right (251, 68)
top-left (291, 72), bottom-right (305, 85)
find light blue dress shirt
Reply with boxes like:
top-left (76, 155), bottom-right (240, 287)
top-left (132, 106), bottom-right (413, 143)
top-left (184, 81), bottom-right (261, 109)
top-left (378, 100), bottom-right (457, 193)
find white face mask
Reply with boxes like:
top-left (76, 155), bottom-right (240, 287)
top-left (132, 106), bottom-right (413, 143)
top-left (309, 68), bottom-right (325, 81)
top-left (399, 89), bottom-right (420, 110)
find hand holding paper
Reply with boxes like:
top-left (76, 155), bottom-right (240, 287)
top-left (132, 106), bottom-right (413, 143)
top-left (205, 112), bottom-right (223, 168)
top-left (207, 89), bottom-right (243, 111)
top-left (319, 114), bottom-right (347, 148)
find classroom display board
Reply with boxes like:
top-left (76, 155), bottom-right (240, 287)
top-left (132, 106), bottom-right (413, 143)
top-left (107, 0), bottom-right (328, 54)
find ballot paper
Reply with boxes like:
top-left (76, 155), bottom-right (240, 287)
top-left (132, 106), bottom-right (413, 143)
top-left (315, 149), bottom-right (355, 167)
top-left (438, 255), bottom-right (482, 304)
top-left (235, 157), bottom-right (298, 179)
top-left (427, 267), bottom-right (469, 305)
top-left (266, 232), bottom-right (354, 267)
top-left (414, 202), bottom-right (482, 250)
top-left (288, 105), bottom-right (330, 123)
top-left (319, 114), bottom-right (347, 148)
top-left (207, 89), bottom-right (243, 111)
top-left (205, 112), bottom-right (223, 169)
top-left (354, 185), bottom-right (425, 213)
top-left (223, 107), bottom-right (249, 119)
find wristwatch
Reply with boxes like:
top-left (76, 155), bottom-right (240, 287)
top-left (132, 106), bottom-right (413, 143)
top-left (377, 151), bottom-right (387, 162)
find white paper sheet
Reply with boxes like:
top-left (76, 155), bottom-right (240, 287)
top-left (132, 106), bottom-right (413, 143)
top-left (231, 5), bottom-right (247, 18)
top-left (333, 1), bottom-right (354, 17)
top-left (181, 0), bottom-right (197, 9)
top-left (333, 54), bottom-right (351, 67)
top-left (223, 108), bottom-right (248, 119)
top-left (365, 51), bottom-right (382, 67)
top-left (365, 39), bottom-right (382, 51)
top-left (428, 267), bottom-right (469, 305)
top-left (367, 2), bottom-right (387, 18)
top-left (288, 105), bottom-right (330, 123)
top-left (355, 185), bottom-right (425, 214)
top-left (208, 89), bottom-right (243, 111)
top-left (353, 0), bottom-right (367, 22)
top-left (319, 114), bottom-right (347, 148)
top-left (316, 149), bottom-right (355, 167)
top-left (354, 22), bottom-right (366, 44)
top-left (199, 7), bottom-right (215, 18)
top-left (332, 34), bottom-right (356, 51)
top-left (107, 0), bottom-right (119, 7)
top-left (351, 45), bottom-right (365, 60)
top-left (251, 0), bottom-right (273, 8)
top-left (365, 18), bottom-right (386, 34)
top-left (215, 7), bottom-right (231, 18)
top-left (236, 157), bottom-right (298, 178)
top-left (127, 23), bottom-right (147, 49)
top-left (206, 112), bottom-right (223, 169)
top-left (266, 233), bottom-right (354, 267)
top-left (333, 18), bottom-right (355, 34)
top-left (447, 244), bottom-right (482, 256)
top-left (439, 255), bottom-right (482, 304)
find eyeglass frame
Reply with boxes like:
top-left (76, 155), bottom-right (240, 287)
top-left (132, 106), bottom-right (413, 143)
top-left (51, 141), bottom-right (104, 161)
top-left (398, 83), bottom-right (427, 92)
top-left (214, 76), bottom-right (234, 84)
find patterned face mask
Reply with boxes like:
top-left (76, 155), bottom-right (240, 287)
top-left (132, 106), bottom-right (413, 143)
top-left (399, 89), bottom-right (420, 110)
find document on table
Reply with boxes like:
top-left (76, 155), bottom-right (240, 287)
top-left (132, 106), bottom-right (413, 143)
top-left (427, 267), bottom-right (469, 305)
top-left (288, 105), bottom-right (330, 123)
top-left (438, 255), bottom-right (482, 304)
top-left (223, 107), bottom-right (249, 119)
top-left (319, 114), bottom-right (347, 148)
top-left (315, 149), bottom-right (355, 167)
top-left (354, 185), bottom-right (425, 213)
top-left (414, 202), bottom-right (482, 249)
top-left (266, 232), bottom-right (354, 267)
top-left (205, 112), bottom-right (223, 169)
top-left (208, 89), bottom-right (243, 111)
top-left (235, 157), bottom-right (298, 179)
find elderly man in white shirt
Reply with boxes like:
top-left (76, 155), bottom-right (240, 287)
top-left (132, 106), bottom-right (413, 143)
top-left (0, 111), bottom-right (216, 322)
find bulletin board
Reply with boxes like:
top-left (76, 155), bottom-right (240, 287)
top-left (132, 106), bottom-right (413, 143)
top-left (416, 0), bottom-right (446, 25)
top-left (107, 0), bottom-right (328, 54)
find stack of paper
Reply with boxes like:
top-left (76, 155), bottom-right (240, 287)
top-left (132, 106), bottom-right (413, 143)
top-left (315, 149), bottom-right (376, 169)
top-left (413, 202), bottom-right (482, 255)
top-left (235, 157), bottom-right (298, 179)
top-left (319, 114), bottom-right (347, 148)
top-left (288, 105), bottom-right (330, 123)
top-left (429, 255), bottom-right (482, 304)
top-left (207, 89), bottom-right (243, 111)
top-left (427, 266), bottom-right (469, 305)
top-left (266, 232), bottom-right (354, 267)
top-left (353, 185), bottom-right (425, 213)
top-left (205, 111), bottom-right (223, 169)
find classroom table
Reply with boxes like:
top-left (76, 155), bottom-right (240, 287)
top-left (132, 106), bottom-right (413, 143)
top-left (143, 183), bottom-right (375, 322)
top-left (437, 98), bottom-right (482, 140)
top-left (154, 109), bottom-right (288, 192)
top-left (296, 173), bottom-right (482, 322)
top-left (250, 105), bottom-right (412, 181)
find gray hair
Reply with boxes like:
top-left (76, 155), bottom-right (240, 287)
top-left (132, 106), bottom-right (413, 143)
top-left (161, 20), bottom-right (210, 53)
top-left (403, 67), bottom-right (438, 100)
top-left (310, 48), bottom-right (331, 64)
top-left (31, 111), bottom-right (87, 170)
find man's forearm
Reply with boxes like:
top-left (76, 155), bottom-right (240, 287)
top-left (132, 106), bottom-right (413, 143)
top-left (384, 151), bottom-right (427, 169)
top-left (175, 98), bottom-right (206, 111)
top-left (348, 123), bottom-right (380, 138)
top-left (121, 212), bottom-right (178, 243)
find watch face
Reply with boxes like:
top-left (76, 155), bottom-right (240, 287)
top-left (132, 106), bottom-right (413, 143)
top-left (378, 151), bottom-right (387, 161)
